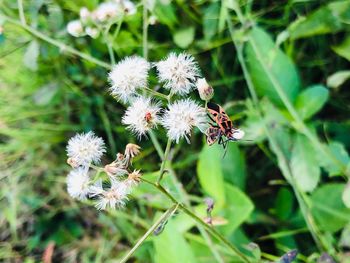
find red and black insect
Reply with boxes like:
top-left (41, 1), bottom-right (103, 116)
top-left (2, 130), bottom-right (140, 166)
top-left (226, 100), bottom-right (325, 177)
top-left (206, 102), bottom-right (242, 150)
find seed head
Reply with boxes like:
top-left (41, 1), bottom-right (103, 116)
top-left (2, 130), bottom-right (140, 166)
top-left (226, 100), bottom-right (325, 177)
top-left (66, 131), bottom-right (106, 167)
top-left (66, 167), bottom-right (90, 200)
top-left (155, 52), bottom-right (201, 96)
top-left (109, 56), bottom-right (150, 102)
top-left (122, 97), bottom-right (161, 137)
top-left (161, 99), bottom-right (207, 143)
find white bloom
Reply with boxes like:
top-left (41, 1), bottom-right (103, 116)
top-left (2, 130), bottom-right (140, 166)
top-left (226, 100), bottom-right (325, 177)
top-left (196, 78), bottom-right (214, 101)
top-left (122, 0), bottom-right (137, 15)
top-left (79, 7), bottom-right (91, 22)
top-left (92, 180), bottom-right (130, 210)
top-left (232, 129), bottom-right (245, 140)
top-left (66, 131), bottom-right (106, 167)
top-left (66, 167), bottom-right (90, 200)
top-left (109, 56), bottom-right (150, 102)
top-left (67, 20), bottom-right (85, 37)
top-left (122, 97), bottom-right (161, 137)
top-left (161, 99), bottom-right (207, 143)
top-left (85, 26), bottom-right (100, 38)
top-left (93, 2), bottom-right (121, 22)
top-left (155, 52), bottom-right (201, 95)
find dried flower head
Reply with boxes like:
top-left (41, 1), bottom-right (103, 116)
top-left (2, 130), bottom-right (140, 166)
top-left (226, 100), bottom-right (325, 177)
top-left (161, 99), bottom-right (207, 143)
top-left (104, 162), bottom-right (128, 177)
top-left (125, 143), bottom-right (141, 159)
top-left (126, 170), bottom-right (142, 186)
top-left (196, 78), bottom-right (214, 101)
top-left (232, 129), bottom-right (245, 140)
top-left (67, 20), bottom-right (85, 37)
top-left (66, 131), bottom-right (106, 167)
top-left (66, 167), bottom-right (90, 200)
top-left (155, 52), bottom-right (201, 95)
top-left (122, 97), bottom-right (161, 137)
top-left (91, 180), bottom-right (130, 210)
top-left (109, 56), bottom-right (150, 102)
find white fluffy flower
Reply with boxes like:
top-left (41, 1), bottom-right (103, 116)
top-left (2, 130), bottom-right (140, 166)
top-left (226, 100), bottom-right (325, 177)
top-left (67, 20), bottom-right (85, 37)
top-left (66, 131), bottom-right (106, 167)
top-left (66, 167), bottom-right (90, 200)
top-left (122, 0), bottom-right (137, 15)
top-left (155, 52), bottom-right (201, 95)
top-left (90, 180), bottom-right (130, 210)
top-left (161, 99), bottom-right (207, 143)
top-left (122, 97), bottom-right (161, 138)
top-left (93, 2), bottom-right (121, 22)
top-left (109, 56), bottom-right (150, 102)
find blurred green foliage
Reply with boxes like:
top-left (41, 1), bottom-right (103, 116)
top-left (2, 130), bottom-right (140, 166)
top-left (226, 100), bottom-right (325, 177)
top-left (1, 0), bottom-right (350, 262)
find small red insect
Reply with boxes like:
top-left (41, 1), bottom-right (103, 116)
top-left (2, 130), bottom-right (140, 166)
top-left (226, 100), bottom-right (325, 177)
top-left (144, 112), bottom-right (152, 122)
top-left (206, 102), bottom-right (244, 150)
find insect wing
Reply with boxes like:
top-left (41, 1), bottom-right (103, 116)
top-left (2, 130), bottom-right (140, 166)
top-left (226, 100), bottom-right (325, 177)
top-left (206, 126), bottom-right (220, 145)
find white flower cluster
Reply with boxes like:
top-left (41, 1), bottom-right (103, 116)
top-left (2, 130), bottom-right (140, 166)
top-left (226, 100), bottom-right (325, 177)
top-left (66, 133), bottom-right (142, 210)
top-left (66, 0), bottom-right (136, 38)
top-left (109, 52), bottom-right (213, 143)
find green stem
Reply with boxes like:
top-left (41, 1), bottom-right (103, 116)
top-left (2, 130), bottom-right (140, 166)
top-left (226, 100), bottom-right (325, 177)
top-left (119, 204), bottom-right (179, 263)
top-left (1, 15), bottom-right (111, 69)
top-left (142, 0), bottom-right (148, 60)
top-left (148, 131), bottom-right (165, 160)
top-left (113, 16), bottom-right (124, 40)
top-left (17, 0), bottom-right (26, 25)
top-left (226, 14), bottom-right (335, 255)
top-left (144, 87), bottom-right (168, 100)
top-left (247, 34), bottom-right (348, 177)
top-left (156, 138), bottom-right (172, 185)
top-left (141, 178), bottom-right (250, 263)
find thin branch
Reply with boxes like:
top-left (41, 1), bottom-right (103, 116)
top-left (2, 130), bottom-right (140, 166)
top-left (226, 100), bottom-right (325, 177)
top-left (119, 204), bottom-right (179, 263)
top-left (1, 15), bottom-right (111, 69)
top-left (17, 0), bottom-right (26, 25)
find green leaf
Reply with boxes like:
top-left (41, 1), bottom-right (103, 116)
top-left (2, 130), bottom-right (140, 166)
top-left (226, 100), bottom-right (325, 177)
top-left (222, 143), bottom-right (247, 190)
top-left (23, 40), bottom-right (40, 71)
top-left (318, 141), bottom-right (350, 177)
top-left (154, 0), bottom-right (177, 29)
top-left (173, 27), bottom-right (195, 49)
top-left (32, 82), bottom-right (59, 106)
top-left (154, 218), bottom-right (197, 263)
top-left (203, 2), bottom-right (220, 41)
top-left (245, 27), bottom-right (300, 107)
top-left (219, 183), bottom-right (254, 234)
top-left (295, 85), bottom-right (329, 120)
top-left (342, 182), bottom-right (350, 208)
top-left (290, 134), bottom-right (320, 192)
top-left (311, 183), bottom-right (350, 232)
top-left (333, 35), bottom-right (350, 62)
top-left (327, 70), bottom-right (350, 88)
top-left (275, 187), bottom-right (294, 221)
top-left (197, 144), bottom-right (225, 207)
top-left (288, 1), bottom-right (350, 39)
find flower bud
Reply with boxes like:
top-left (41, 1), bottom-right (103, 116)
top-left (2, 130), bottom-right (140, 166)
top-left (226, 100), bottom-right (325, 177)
top-left (85, 27), bottom-right (99, 39)
top-left (80, 7), bottom-right (91, 22)
top-left (196, 78), bottom-right (214, 101)
top-left (66, 20), bottom-right (85, 37)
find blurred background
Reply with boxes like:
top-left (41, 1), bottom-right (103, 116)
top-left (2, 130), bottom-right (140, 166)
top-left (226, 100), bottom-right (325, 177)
top-left (0, 0), bottom-right (350, 262)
